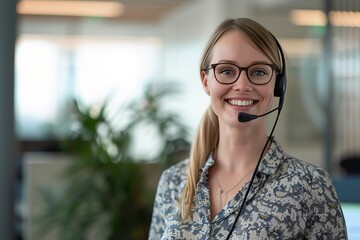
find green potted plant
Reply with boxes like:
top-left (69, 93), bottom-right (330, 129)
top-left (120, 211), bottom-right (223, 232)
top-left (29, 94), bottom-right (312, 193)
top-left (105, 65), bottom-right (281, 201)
top-left (37, 82), bottom-right (190, 239)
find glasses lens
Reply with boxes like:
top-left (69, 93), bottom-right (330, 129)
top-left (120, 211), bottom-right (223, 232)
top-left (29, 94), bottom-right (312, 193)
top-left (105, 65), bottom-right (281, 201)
top-left (247, 64), bottom-right (273, 84)
top-left (214, 64), bottom-right (239, 84)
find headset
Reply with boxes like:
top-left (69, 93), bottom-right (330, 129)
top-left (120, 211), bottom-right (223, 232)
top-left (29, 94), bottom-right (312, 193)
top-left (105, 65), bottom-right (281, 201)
top-left (273, 34), bottom-right (287, 109)
top-left (226, 33), bottom-right (287, 239)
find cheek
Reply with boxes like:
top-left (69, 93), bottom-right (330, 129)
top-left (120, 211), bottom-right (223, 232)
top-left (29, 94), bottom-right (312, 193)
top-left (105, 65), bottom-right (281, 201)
top-left (261, 87), bottom-right (276, 107)
top-left (209, 81), bottom-right (229, 101)
top-left (267, 92), bottom-right (275, 104)
top-left (268, 96), bottom-right (275, 108)
top-left (266, 82), bottom-right (276, 99)
top-left (208, 83), bottom-right (229, 111)
top-left (208, 78), bottom-right (226, 95)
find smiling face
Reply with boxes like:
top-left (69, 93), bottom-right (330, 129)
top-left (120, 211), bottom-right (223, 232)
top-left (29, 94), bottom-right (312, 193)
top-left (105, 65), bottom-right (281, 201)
top-left (201, 30), bottom-right (276, 128)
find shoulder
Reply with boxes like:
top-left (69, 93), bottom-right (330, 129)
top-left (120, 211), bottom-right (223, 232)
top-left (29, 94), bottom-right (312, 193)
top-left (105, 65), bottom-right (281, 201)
top-left (275, 152), bottom-right (338, 203)
top-left (156, 159), bottom-right (189, 195)
top-left (153, 159), bottom-right (189, 219)
top-left (160, 159), bottom-right (188, 183)
top-left (263, 140), bottom-right (334, 197)
top-left (262, 140), bottom-right (326, 182)
top-left (279, 152), bottom-right (331, 185)
top-left (264, 141), bottom-right (327, 184)
top-left (263, 152), bottom-right (342, 214)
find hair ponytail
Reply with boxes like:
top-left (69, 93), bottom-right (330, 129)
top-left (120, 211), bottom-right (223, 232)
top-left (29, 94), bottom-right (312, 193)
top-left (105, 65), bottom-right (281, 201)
top-left (178, 107), bottom-right (219, 220)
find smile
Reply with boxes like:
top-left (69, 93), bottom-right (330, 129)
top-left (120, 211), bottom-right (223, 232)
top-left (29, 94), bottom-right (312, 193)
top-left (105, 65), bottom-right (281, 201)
top-left (227, 99), bottom-right (257, 106)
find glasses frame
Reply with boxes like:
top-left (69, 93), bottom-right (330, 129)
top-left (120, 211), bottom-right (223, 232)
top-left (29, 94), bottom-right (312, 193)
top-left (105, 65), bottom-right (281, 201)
top-left (204, 62), bottom-right (279, 85)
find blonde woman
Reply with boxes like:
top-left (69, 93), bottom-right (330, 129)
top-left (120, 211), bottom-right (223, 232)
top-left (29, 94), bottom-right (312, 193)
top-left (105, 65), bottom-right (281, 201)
top-left (149, 18), bottom-right (347, 239)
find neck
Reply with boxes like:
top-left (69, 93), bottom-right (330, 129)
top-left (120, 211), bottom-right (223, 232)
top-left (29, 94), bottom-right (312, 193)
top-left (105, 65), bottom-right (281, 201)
top-left (215, 125), bottom-right (270, 172)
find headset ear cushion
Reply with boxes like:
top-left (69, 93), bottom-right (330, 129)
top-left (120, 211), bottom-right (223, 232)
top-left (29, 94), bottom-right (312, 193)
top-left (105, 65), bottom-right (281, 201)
top-left (274, 74), bottom-right (285, 97)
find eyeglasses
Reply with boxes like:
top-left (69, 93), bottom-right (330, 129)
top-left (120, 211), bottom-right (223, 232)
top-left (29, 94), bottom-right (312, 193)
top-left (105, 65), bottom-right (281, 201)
top-left (204, 62), bottom-right (279, 85)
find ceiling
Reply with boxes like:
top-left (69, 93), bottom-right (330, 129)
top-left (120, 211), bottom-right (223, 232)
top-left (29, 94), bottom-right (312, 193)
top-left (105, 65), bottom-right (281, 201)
top-left (115, 0), bottom-right (324, 21)
top-left (118, 0), bottom-right (194, 21)
top-left (17, 0), bottom-right (326, 40)
top-left (18, 0), bottom-right (195, 21)
top-left (17, 0), bottom-right (326, 22)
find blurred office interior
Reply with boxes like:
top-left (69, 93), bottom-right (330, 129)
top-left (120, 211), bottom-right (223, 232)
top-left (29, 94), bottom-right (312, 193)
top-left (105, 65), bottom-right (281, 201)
top-left (1, 0), bottom-right (360, 239)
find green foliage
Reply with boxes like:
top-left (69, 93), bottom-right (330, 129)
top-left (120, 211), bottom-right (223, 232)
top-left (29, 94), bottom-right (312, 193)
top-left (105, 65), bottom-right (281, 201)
top-left (127, 82), bottom-right (190, 167)
top-left (37, 82), bottom-right (190, 239)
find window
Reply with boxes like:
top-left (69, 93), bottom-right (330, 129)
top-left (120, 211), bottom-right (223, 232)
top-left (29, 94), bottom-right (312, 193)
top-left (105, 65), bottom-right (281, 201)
top-left (15, 35), bottom-right (162, 139)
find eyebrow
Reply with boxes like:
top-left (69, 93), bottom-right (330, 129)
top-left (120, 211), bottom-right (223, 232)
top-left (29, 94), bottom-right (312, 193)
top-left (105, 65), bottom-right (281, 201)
top-left (216, 60), bottom-right (273, 65)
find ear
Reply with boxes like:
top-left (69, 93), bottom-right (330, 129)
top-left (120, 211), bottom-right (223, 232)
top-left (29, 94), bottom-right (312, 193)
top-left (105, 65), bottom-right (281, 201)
top-left (201, 70), bottom-right (210, 95)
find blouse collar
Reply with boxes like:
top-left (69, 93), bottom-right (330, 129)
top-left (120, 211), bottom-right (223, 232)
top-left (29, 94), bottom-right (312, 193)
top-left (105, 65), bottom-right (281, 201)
top-left (198, 138), bottom-right (284, 182)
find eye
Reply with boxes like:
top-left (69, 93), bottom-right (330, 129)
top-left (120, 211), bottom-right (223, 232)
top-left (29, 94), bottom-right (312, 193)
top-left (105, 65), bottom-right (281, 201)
top-left (251, 69), bottom-right (267, 77)
top-left (248, 65), bottom-right (272, 79)
top-left (220, 68), bottom-right (235, 76)
top-left (216, 64), bottom-right (237, 77)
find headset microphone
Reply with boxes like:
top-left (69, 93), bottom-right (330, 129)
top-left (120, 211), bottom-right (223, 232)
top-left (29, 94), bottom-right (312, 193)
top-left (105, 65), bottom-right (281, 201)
top-left (238, 107), bottom-right (280, 122)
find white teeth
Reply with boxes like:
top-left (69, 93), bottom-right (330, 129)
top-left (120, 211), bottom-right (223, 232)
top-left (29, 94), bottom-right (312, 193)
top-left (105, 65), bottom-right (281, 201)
top-left (228, 99), bottom-right (254, 106)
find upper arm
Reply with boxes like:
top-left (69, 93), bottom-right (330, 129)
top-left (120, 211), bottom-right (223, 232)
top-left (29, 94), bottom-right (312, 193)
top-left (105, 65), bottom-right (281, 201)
top-left (148, 171), bottom-right (167, 240)
top-left (305, 168), bottom-right (348, 239)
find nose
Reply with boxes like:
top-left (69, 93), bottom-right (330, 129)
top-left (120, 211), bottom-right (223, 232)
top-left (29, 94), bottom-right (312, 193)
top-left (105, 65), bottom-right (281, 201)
top-left (232, 69), bottom-right (252, 92)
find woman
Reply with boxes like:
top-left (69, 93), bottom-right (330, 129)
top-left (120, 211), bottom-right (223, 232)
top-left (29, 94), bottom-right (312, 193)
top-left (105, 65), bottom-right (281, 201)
top-left (149, 18), bottom-right (347, 239)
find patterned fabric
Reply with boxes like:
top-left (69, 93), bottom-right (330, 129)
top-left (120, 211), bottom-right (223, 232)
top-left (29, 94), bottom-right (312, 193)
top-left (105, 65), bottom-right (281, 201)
top-left (148, 140), bottom-right (348, 239)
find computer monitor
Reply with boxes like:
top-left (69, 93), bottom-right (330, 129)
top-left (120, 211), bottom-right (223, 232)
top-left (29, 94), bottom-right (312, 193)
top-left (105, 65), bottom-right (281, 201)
top-left (333, 177), bottom-right (360, 239)
top-left (340, 202), bottom-right (360, 239)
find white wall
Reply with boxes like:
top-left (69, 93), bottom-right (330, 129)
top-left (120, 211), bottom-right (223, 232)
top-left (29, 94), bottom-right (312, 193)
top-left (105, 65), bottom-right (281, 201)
top-left (159, 0), bottom-right (222, 136)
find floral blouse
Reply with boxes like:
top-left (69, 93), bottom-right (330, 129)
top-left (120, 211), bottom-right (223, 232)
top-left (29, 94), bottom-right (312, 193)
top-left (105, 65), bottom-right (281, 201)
top-left (148, 140), bottom-right (348, 239)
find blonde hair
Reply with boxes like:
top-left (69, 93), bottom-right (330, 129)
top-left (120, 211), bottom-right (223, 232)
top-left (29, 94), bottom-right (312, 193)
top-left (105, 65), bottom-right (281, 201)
top-left (178, 18), bottom-right (284, 220)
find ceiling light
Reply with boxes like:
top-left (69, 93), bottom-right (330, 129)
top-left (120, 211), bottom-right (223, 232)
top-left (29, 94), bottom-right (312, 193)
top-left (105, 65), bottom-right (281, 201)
top-left (330, 11), bottom-right (360, 27)
top-left (290, 9), bottom-right (360, 27)
top-left (17, 0), bottom-right (124, 18)
top-left (289, 10), bottom-right (327, 26)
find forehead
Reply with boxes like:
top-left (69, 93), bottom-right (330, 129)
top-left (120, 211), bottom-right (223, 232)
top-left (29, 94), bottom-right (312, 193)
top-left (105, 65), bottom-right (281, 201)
top-left (210, 30), bottom-right (271, 65)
